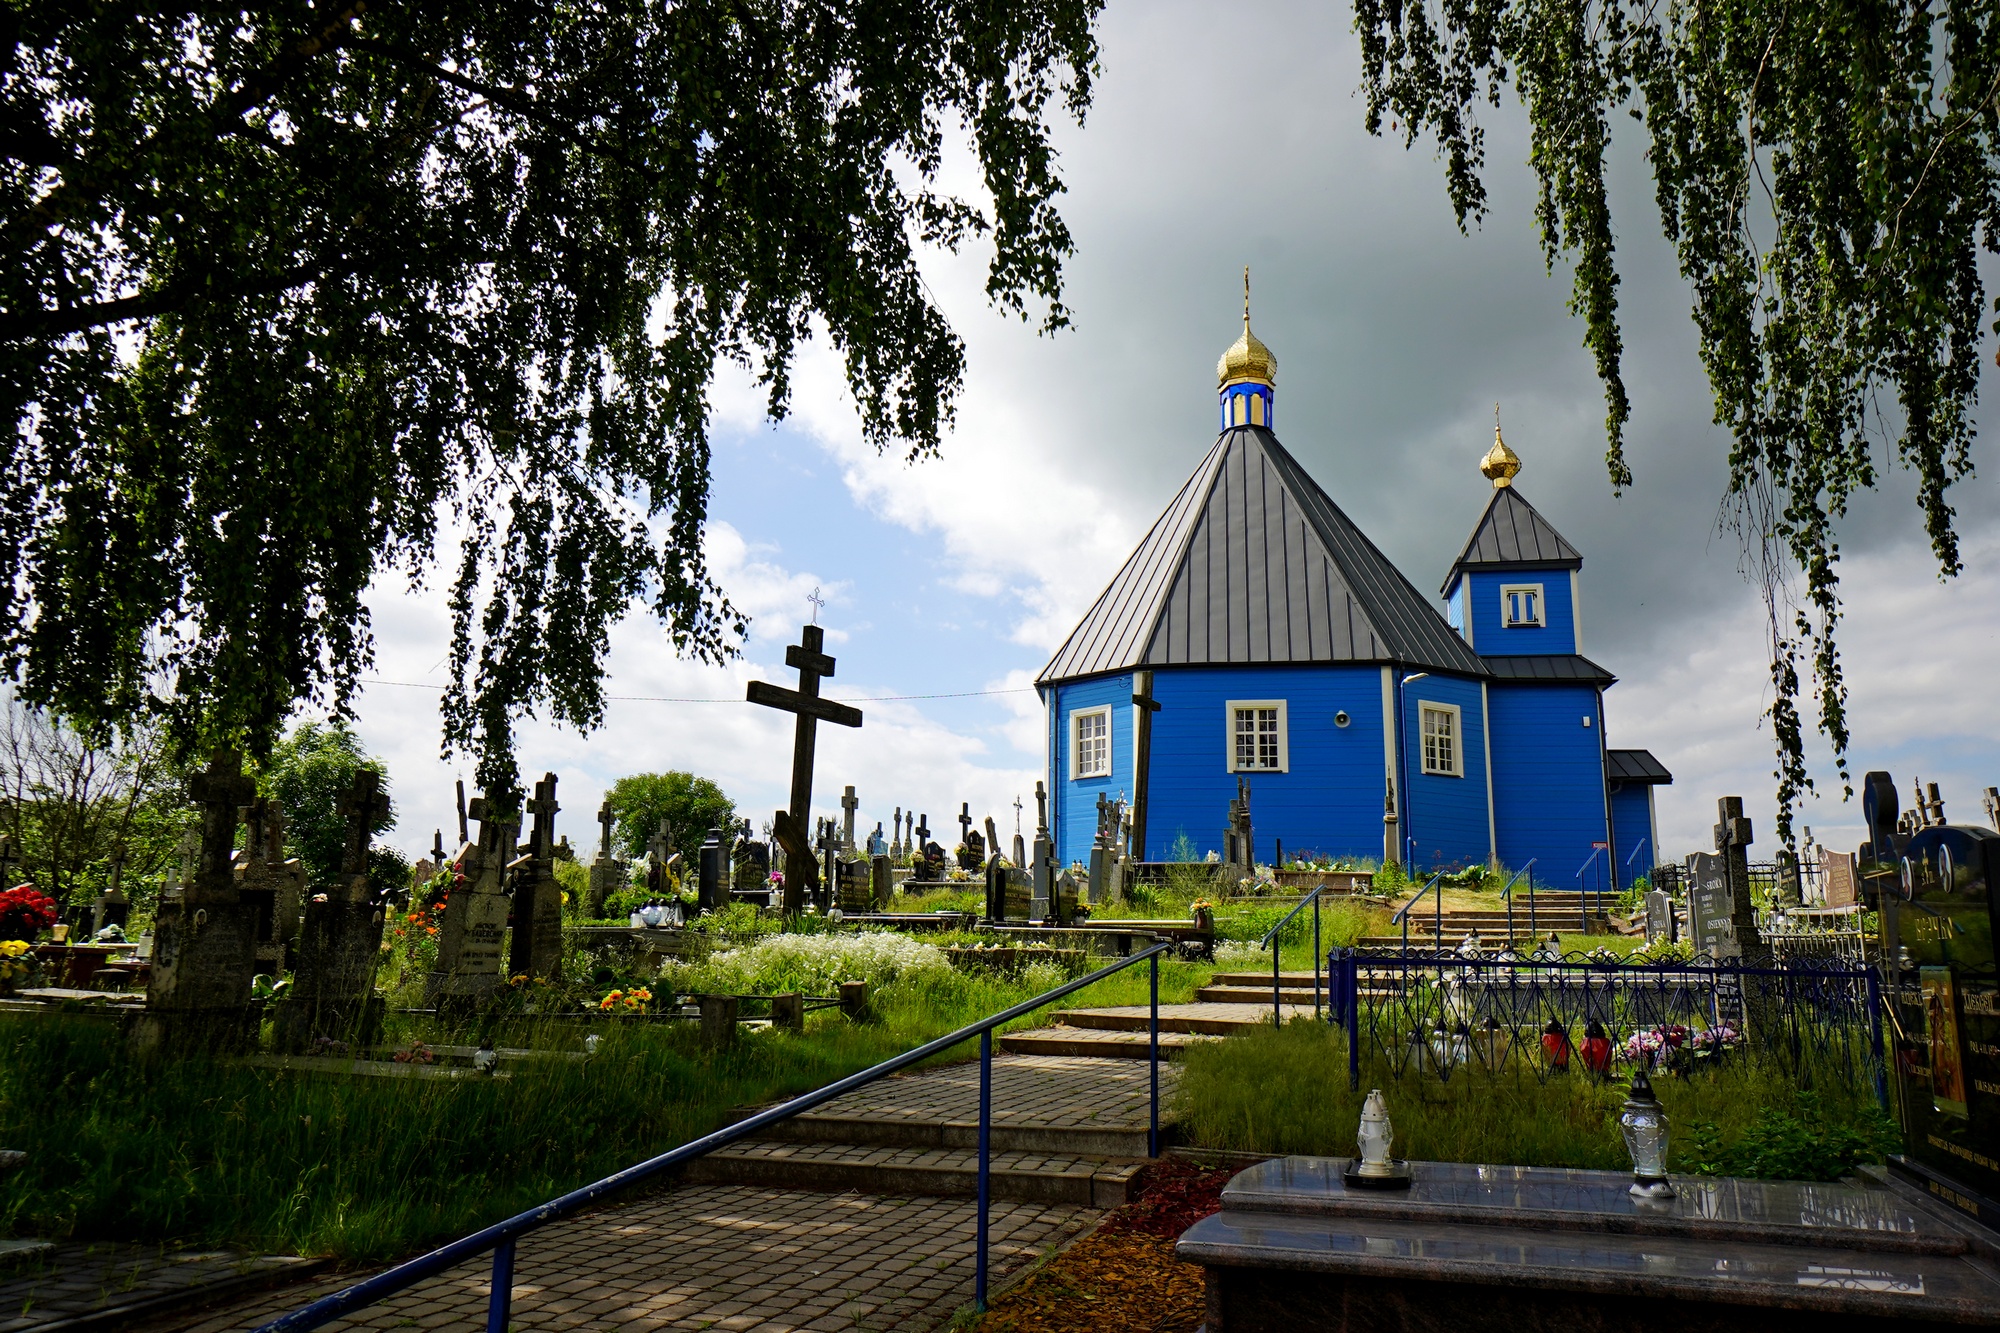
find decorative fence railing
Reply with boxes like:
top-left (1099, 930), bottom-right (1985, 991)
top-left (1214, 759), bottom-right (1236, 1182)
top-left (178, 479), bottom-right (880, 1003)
top-left (1325, 950), bottom-right (1883, 1101)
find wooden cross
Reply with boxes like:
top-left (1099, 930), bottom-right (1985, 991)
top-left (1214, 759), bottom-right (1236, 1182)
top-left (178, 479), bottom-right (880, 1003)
top-left (958, 803), bottom-right (974, 848)
top-left (747, 624), bottom-right (863, 911)
top-left (456, 779), bottom-right (470, 844)
top-left (189, 749), bottom-right (258, 884)
top-left (597, 799), bottom-right (616, 858)
top-left (915, 813), bottom-right (930, 848)
top-left (338, 769), bottom-right (393, 878)
top-left (1985, 786), bottom-right (2000, 833)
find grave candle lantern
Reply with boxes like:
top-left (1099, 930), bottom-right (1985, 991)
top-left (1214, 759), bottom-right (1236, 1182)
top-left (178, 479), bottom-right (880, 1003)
top-left (1620, 1069), bottom-right (1675, 1198)
top-left (1355, 1089), bottom-right (1395, 1176)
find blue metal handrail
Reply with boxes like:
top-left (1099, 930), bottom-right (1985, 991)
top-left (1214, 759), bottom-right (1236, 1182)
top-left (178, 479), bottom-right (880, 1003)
top-left (1574, 847), bottom-right (1607, 930)
top-left (1624, 838), bottom-right (1649, 870)
top-left (256, 942), bottom-right (1175, 1332)
top-left (1498, 859), bottom-right (1538, 945)
top-left (1258, 884), bottom-right (1333, 1024)
top-left (1390, 872), bottom-right (1446, 955)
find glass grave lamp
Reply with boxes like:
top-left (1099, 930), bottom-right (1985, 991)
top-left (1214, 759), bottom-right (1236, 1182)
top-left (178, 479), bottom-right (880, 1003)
top-left (1620, 1069), bottom-right (1675, 1199)
top-left (1344, 1088), bottom-right (1412, 1189)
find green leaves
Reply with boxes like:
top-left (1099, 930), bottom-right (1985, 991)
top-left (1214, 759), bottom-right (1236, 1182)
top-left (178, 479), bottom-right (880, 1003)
top-left (1356, 0), bottom-right (1999, 842)
top-left (1, 2), bottom-right (1101, 799)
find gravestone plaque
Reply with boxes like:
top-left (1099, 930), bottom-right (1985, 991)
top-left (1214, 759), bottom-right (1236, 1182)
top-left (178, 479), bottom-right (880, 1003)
top-left (427, 795), bottom-right (517, 1005)
top-left (1053, 869), bottom-right (1082, 928)
top-left (277, 770), bottom-right (391, 1049)
top-left (836, 857), bottom-right (872, 913)
top-left (733, 839), bottom-right (771, 902)
top-left (135, 750), bottom-right (260, 1056)
top-left (1688, 850), bottom-right (1746, 1027)
top-left (1643, 889), bottom-right (1675, 944)
top-left (1822, 847), bottom-right (1859, 909)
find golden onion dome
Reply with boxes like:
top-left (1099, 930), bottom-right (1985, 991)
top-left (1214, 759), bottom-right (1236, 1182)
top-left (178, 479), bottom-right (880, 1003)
top-left (1481, 410), bottom-right (1522, 488)
top-left (1217, 268), bottom-right (1277, 388)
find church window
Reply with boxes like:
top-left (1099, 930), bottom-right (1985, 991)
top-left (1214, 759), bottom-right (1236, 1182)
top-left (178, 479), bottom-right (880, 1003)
top-left (1501, 584), bottom-right (1545, 627)
top-left (1226, 700), bottom-right (1288, 772)
top-left (1421, 703), bottom-right (1463, 777)
top-left (1071, 707), bottom-right (1111, 779)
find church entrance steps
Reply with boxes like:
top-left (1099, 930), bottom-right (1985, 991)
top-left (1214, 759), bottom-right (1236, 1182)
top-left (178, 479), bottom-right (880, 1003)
top-left (1047, 1002), bottom-right (1318, 1035)
top-left (681, 1139), bottom-right (1145, 1207)
top-left (1000, 1027), bottom-right (1217, 1059)
top-left (1196, 985), bottom-right (1333, 1005)
top-left (739, 1052), bottom-right (1172, 1158)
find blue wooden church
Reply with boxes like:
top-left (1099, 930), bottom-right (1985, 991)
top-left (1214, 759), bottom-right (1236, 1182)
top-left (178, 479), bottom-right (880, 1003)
top-left (1036, 307), bottom-right (1670, 886)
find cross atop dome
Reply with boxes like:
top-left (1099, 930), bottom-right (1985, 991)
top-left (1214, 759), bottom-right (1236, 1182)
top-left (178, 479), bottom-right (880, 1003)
top-left (1217, 268), bottom-right (1276, 432)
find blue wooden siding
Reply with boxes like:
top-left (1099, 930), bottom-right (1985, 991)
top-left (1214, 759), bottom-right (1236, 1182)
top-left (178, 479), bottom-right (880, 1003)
top-left (1609, 785), bottom-right (1656, 882)
top-left (1401, 675), bottom-right (1492, 871)
top-left (1446, 584), bottom-right (1468, 641)
top-left (1050, 674), bottom-right (1134, 866)
top-left (1464, 569), bottom-right (1576, 655)
top-left (1487, 683), bottom-right (1608, 885)
top-left (1139, 665), bottom-right (1386, 864)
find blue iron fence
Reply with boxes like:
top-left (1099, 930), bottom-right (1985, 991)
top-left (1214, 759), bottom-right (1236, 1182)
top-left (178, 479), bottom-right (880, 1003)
top-left (1325, 950), bottom-right (1884, 1101)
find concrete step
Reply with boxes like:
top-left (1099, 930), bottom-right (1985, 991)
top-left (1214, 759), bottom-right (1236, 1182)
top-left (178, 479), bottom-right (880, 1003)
top-left (682, 1139), bottom-right (1145, 1207)
top-left (1196, 985), bottom-right (1334, 1005)
top-left (1209, 971), bottom-right (1325, 987)
top-left (1048, 1003), bottom-right (1317, 1036)
top-left (754, 1110), bottom-right (1155, 1158)
top-left (1000, 1027), bottom-right (1218, 1059)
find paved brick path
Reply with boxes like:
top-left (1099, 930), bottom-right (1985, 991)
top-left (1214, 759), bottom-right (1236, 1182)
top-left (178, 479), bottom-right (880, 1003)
top-left (166, 1186), bottom-right (1095, 1333)
top-left (0, 1242), bottom-right (320, 1333)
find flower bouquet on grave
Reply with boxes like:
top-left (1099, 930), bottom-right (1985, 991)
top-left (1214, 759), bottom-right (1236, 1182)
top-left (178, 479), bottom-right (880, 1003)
top-left (1621, 1023), bottom-right (1690, 1074)
top-left (0, 939), bottom-right (34, 993)
top-left (1189, 899), bottom-right (1215, 932)
top-left (0, 885), bottom-right (57, 943)
top-left (1688, 1022), bottom-right (1743, 1067)
top-left (391, 1043), bottom-right (436, 1065)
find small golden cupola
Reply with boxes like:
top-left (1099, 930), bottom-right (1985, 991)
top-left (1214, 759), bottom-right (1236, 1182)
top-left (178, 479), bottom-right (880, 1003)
top-left (1217, 268), bottom-right (1276, 431)
top-left (1481, 407), bottom-right (1522, 487)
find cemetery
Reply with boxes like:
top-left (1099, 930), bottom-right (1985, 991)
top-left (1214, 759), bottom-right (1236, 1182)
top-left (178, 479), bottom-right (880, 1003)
top-left (3, 7), bottom-right (1997, 1329)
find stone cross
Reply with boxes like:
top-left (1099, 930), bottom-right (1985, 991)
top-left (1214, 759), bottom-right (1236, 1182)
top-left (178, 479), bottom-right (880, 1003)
top-left (431, 828), bottom-right (446, 862)
top-left (958, 803), bottom-right (974, 849)
top-left (891, 807), bottom-right (904, 859)
top-left (747, 624), bottom-right (863, 912)
top-left (188, 749), bottom-right (258, 894)
top-left (337, 770), bottom-right (391, 880)
top-left (598, 800), bottom-right (616, 858)
top-left (1713, 796), bottom-right (1763, 957)
top-left (1014, 795), bottom-right (1023, 838)
top-left (524, 773), bottom-right (559, 859)
top-left (984, 815), bottom-right (1001, 863)
top-left (840, 785), bottom-right (859, 854)
top-left (1035, 781), bottom-right (1048, 838)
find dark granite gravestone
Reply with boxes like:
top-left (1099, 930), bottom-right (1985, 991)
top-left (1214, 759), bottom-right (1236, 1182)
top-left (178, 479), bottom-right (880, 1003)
top-left (508, 773), bottom-right (566, 982)
top-left (835, 857), bottom-right (872, 913)
top-left (921, 840), bottom-right (947, 884)
top-left (1874, 781), bottom-right (2000, 1231)
top-left (275, 770), bottom-right (391, 1050)
top-left (697, 827), bottom-right (726, 911)
top-left (870, 854), bottom-right (892, 910)
top-left (1688, 852), bottom-right (1737, 959)
top-left (427, 795), bottom-right (517, 1005)
top-left (134, 750), bottom-right (261, 1056)
top-left (732, 838), bottom-right (771, 903)
top-left (1178, 1157), bottom-right (2000, 1333)
top-left (1644, 889), bottom-right (1674, 944)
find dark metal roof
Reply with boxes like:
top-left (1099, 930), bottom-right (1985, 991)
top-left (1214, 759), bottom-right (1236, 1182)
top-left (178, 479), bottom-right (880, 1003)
top-left (1442, 486), bottom-right (1582, 593)
top-left (1607, 748), bottom-right (1673, 784)
top-left (1039, 427), bottom-right (1489, 684)
top-left (1481, 654), bottom-right (1618, 686)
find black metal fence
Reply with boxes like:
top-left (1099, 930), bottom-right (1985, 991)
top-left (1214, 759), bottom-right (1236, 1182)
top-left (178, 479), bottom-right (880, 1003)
top-left (1326, 950), bottom-right (1884, 1099)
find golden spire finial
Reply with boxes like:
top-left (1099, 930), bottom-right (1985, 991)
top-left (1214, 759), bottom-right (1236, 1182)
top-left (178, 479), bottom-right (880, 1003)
top-left (1217, 268), bottom-right (1277, 389)
top-left (1481, 404), bottom-right (1522, 488)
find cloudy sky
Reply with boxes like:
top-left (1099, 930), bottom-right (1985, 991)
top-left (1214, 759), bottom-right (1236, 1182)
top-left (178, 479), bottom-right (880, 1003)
top-left (350, 2), bottom-right (2000, 870)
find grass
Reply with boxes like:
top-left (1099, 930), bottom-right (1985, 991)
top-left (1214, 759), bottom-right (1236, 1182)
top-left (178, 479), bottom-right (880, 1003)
top-left (0, 930), bottom-right (1218, 1262)
top-left (1172, 1020), bottom-right (1898, 1181)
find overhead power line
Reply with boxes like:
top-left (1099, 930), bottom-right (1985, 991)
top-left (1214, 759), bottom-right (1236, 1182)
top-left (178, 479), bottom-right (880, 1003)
top-left (357, 679), bottom-right (1036, 703)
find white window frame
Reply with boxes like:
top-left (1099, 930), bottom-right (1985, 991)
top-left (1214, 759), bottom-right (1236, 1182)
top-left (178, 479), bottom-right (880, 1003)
top-left (1420, 702), bottom-right (1464, 778)
top-left (1500, 583), bottom-right (1546, 628)
top-left (1225, 699), bottom-right (1289, 773)
top-left (1070, 706), bottom-right (1112, 780)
